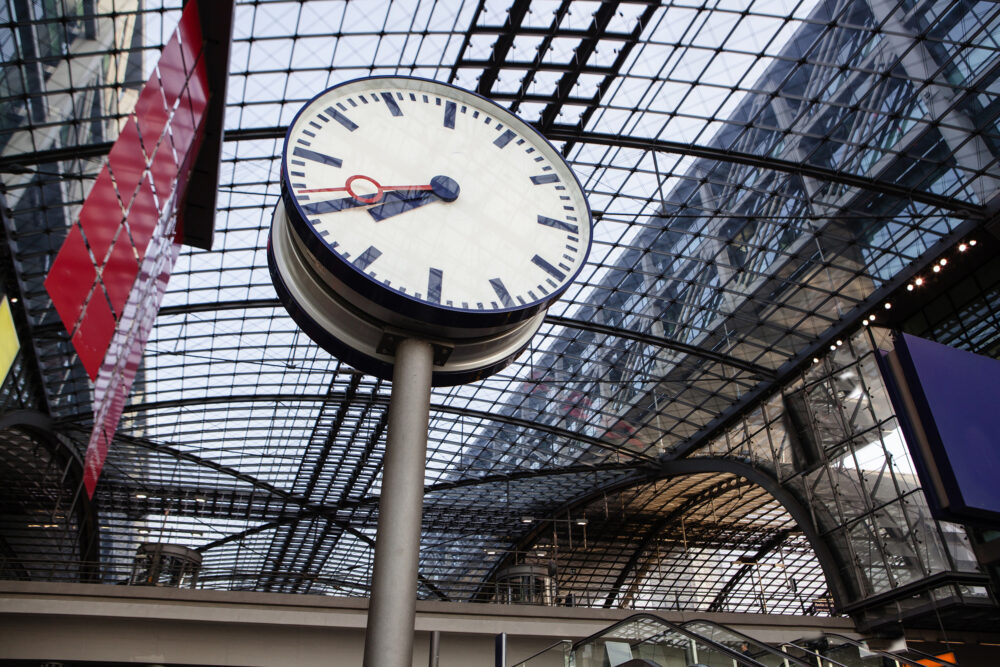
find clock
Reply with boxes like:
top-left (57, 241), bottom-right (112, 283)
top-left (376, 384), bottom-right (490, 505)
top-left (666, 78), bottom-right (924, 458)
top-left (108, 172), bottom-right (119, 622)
top-left (268, 76), bottom-right (592, 384)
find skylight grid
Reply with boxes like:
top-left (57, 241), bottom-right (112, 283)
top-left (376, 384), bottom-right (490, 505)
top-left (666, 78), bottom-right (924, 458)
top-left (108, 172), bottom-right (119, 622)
top-left (2, 0), bottom-right (996, 614)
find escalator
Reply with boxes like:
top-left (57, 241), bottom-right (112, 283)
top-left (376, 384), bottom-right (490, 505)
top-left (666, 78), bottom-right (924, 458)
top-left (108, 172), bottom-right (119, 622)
top-left (511, 613), bottom-right (958, 667)
top-left (514, 612), bottom-right (814, 666)
top-left (782, 633), bottom-right (957, 667)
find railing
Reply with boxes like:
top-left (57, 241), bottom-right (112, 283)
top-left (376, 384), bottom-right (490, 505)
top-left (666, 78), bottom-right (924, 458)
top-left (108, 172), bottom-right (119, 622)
top-left (555, 612), bottom-right (773, 667)
top-left (681, 619), bottom-right (818, 667)
top-left (819, 633), bottom-right (959, 667)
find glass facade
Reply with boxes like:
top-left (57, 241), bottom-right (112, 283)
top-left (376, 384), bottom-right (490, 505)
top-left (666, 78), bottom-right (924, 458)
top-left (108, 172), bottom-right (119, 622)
top-left (1, 0), bottom-right (999, 634)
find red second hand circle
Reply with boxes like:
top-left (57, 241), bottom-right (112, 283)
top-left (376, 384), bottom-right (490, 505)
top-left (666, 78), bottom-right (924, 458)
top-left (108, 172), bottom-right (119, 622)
top-left (345, 175), bottom-right (383, 204)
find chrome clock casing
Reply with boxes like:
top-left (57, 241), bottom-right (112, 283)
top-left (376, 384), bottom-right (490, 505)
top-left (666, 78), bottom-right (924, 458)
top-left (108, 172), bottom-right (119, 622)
top-left (268, 203), bottom-right (546, 385)
top-left (270, 76), bottom-right (592, 384)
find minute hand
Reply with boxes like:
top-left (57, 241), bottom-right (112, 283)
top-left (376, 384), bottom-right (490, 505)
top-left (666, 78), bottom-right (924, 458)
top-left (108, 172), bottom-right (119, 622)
top-left (367, 190), bottom-right (437, 222)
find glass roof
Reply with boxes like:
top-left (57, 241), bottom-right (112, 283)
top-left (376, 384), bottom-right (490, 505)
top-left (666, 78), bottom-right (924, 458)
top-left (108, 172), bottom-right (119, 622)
top-left (1, 0), bottom-right (998, 613)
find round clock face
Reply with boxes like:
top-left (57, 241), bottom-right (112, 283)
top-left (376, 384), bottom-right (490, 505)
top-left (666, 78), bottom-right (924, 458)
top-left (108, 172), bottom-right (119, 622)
top-left (281, 76), bottom-right (592, 329)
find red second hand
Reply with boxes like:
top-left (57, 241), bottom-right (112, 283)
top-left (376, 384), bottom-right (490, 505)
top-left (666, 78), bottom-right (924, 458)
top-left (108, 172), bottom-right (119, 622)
top-left (299, 182), bottom-right (433, 194)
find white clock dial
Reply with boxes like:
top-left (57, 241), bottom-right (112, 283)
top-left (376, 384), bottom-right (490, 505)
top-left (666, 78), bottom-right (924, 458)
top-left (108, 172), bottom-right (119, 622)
top-left (280, 76), bottom-right (592, 327)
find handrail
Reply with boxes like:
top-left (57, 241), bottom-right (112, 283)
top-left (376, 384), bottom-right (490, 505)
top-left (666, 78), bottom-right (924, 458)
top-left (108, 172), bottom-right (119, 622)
top-left (511, 639), bottom-right (571, 666)
top-left (780, 643), bottom-right (851, 667)
top-left (680, 618), bottom-right (816, 667)
top-left (820, 632), bottom-right (958, 667)
top-left (569, 612), bottom-right (770, 667)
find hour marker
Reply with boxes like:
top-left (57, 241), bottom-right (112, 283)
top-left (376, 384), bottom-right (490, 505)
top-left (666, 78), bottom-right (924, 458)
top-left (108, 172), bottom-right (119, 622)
top-left (381, 92), bottom-right (403, 116)
top-left (530, 174), bottom-right (559, 185)
top-left (292, 147), bottom-right (342, 167)
top-left (537, 215), bottom-right (578, 234)
top-left (308, 121), bottom-right (322, 129)
top-left (325, 106), bottom-right (358, 131)
top-left (494, 130), bottom-right (516, 148)
top-left (532, 255), bottom-right (565, 281)
top-left (444, 101), bottom-right (456, 129)
top-left (428, 268), bottom-right (443, 304)
top-left (490, 278), bottom-right (515, 308)
top-left (353, 246), bottom-right (382, 271)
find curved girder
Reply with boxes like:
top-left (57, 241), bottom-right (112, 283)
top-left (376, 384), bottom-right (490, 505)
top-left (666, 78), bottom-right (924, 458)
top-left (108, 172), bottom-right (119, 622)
top-left (8, 123), bottom-right (982, 219)
top-left (544, 129), bottom-right (987, 218)
top-left (602, 475), bottom-right (749, 608)
top-left (48, 299), bottom-right (774, 378)
top-left (478, 457), bottom-right (855, 611)
top-left (0, 410), bottom-right (100, 570)
top-left (706, 528), bottom-right (792, 613)
top-left (60, 394), bottom-right (659, 463)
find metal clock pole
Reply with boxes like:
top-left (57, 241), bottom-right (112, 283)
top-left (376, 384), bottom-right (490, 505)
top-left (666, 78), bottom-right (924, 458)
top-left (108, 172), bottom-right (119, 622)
top-left (363, 336), bottom-right (435, 667)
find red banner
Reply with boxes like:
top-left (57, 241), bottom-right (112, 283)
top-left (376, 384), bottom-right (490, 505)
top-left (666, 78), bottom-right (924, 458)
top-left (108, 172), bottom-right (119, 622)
top-left (44, 1), bottom-right (210, 497)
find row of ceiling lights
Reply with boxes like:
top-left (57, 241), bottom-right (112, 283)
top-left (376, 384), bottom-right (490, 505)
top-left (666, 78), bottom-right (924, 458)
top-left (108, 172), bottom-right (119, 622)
top-left (813, 237), bottom-right (979, 364)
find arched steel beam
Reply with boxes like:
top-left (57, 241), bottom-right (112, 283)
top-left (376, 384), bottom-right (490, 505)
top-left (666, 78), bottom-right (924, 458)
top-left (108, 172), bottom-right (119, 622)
top-left (545, 314), bottom-right (775, 379)
top-left (60, 393), bottom-right (659, 463)
top-left (477, 457), bottom-right (856, 611)
top-left (6, 125), bottom-right (982, 218)
top-left (0, 410), bottom-right (100, 572)
top-left (706, 528), bottom-right (792, 613)
top-left (473, 468), bottom-right (658, 600)
top-left (545, 129), bottom-right (986, 218)
top-left (602, 475), bottom-right (748, 608)
top-left (149, 299), bottom-right (772, 379)
top-left (656, 458), bottom-right (856, 610)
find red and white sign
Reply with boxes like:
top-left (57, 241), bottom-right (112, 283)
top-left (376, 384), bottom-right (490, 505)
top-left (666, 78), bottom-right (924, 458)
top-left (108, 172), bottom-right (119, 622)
top-left (44, 1), bottom-right (210, 497)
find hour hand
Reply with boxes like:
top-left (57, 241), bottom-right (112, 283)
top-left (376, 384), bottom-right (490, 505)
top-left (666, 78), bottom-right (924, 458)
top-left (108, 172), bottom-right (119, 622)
top-left (367, 175), bottom-right (460, 222)
top-left (301, 197), bottom-right (369, 216)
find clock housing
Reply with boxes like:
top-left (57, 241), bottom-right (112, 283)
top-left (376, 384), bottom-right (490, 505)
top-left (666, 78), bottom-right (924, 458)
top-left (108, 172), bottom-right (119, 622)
top-left (279, 76), bottom-right (592, 332)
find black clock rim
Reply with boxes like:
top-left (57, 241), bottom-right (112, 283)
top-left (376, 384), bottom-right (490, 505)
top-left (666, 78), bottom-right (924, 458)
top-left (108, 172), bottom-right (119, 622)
top-left (267, 234), bottom-right (528, 387)
top-left (279, 74), bottom-right (593, 331)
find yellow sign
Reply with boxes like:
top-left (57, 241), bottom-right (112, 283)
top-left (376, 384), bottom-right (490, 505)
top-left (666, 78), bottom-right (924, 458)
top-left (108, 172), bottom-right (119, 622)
top-left (0, 296), bottom-right (21, 386)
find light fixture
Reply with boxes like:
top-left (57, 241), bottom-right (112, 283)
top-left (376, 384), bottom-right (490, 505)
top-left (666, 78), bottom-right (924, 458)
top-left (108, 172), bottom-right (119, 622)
top-left (836, 339), bottom-right (843, 346)
top-left (135, 493), bottom-right (147, 499)
top-left (970, 239), bottom-right (978, 246)
top-left (915, 277), bottom-right (924, 286)
top-left (933, 265), bottom-right (940, 273)
top-left (868, 313), bottom-right (876, 321)
top-left (520, 516), bottom-right (533, 524)
top-left (959, 243), bottom-right (968, 252)
top-left (907, 284), bottom-right (914, 291)
top-left (862, 319), bottom-right (869, 325)
top-left (485, 549), bottom-right (497, 555)
top-left (939, 258), bottom-right (947, 266)
top-left (813, 357), bottom-right (820, 363)
top-left (829, 344), bottom-right (836, 351)
top-left (884, 302), bottom-right (892, 309)
top-left (195, 497), bottom-right (206, 503)
top-left (575, 518), bottom-right (588, 526)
